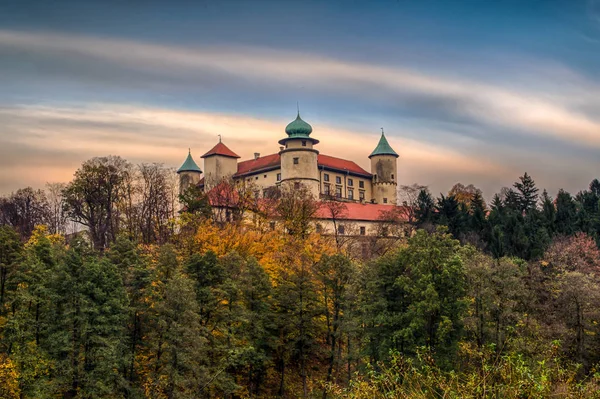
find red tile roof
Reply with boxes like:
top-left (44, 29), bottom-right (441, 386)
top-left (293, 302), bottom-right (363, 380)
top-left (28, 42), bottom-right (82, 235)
top-left (202, 142), bottom-right (240, 158)
top-left (318, 154), bottom-right (371, 177)
top-left (315, 202), bottom-right (408, 222)
top-left (232, 153), bottom-right (371, 177)
top-left (235, 153), bottom-right (281, 176)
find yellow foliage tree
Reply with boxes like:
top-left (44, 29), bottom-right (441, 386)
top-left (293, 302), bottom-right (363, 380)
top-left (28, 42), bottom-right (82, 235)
top-left (0, 355), bottom-right (20, 399)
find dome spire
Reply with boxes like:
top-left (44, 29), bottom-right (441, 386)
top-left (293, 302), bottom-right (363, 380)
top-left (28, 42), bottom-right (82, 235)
top-left (369, 129), bottom-right (399, 158)
top-left (177, 150), bottom-right (202, 173)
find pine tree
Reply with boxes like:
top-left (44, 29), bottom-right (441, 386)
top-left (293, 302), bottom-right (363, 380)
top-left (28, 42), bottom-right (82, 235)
top-left (513, 173), bottom-right (539, 215)
top-left (415, 189), bottom-right (435, 226)
top-left (555, 189), bottom-right (577, 236)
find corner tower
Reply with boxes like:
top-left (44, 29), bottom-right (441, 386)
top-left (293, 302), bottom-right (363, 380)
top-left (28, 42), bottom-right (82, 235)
top-left (279, 111), bottom-right (320, 198)
top-left (201, 139), bottom-right (240, 189)
top-left (177, 149), bottom-right (203, 195)
top-left (369, 130), bottom-right (399, 205)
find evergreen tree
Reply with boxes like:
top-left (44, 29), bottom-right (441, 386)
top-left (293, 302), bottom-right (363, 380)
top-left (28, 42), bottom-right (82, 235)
top-left (362, 228), bottom-right (467, 365)
top-left (555, 189), bottom-right (577, 236)
top-left (513, 173), bottom-right (539, 215)
top-left (415, 189), bottom-right (435, 226)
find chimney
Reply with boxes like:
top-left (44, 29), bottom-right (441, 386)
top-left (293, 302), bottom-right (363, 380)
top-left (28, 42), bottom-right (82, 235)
top-left (254, 152), bottom-right (260, 160)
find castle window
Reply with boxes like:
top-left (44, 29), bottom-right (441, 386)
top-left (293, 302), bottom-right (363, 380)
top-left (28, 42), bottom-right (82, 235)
top-left (324, 173), bottom-right (329, 182)
top-left (324, 184), bottom-right (330, 195)
top-left (294, 182), bottom-right (300, 189)
top-left (335, 187), bottom-right (342, 198)
top-left (269, 221), bottom-right (276, 231)
top-left (277, 173), bottom-right (281, 181)
top-left (264, 174), bottom-right (267, 178)
top-left (316, 223), bottom-right (323, 233)
top-left (383, 198), bottom-right (388, 204)
top-left (293, 157), bottom-right (299, 165)
top-left (255, 176), bottom-right (259, 180)
top-left (302, 140), bottom-right (307, 147)
top-left (360, 226), bottom-right (366, 235)
top-left (373, 174), bottom-right (377, 182)
top-left (382, 226), bottom-right (389, 236)
top-left (338, 225), bottom-right (345, 235)
top-left (391, 174), bottom-right (394, 180)
top-left (336, 176), bottom-right (341, 184)
top-left (348, 188), bottom-right (354, 200)
top-left (359, 191), bottom-right (365, 200)
top-left (348, 178), bottom-right (353, 186)
top-left (359, 181), bottom-right (365, 189)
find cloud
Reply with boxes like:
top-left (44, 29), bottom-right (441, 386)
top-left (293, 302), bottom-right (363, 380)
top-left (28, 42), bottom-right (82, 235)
top-left (2, 29), bottom-right (600, 151)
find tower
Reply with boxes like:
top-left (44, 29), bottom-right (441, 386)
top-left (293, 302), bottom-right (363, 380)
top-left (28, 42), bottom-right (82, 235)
top-left (369, 130), bottom-right (399, 205)
top-left (177, 149), bottom-right (203, 195)
top-left (201, 138), bottom-right (240, 189)
top-left (278, 111), bottom-right (320, 198)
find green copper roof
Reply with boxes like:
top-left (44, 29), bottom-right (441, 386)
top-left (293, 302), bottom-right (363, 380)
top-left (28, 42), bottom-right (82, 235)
top-left (285, 112), bottom-right (313, 138)
top-left (279, 111), bottom-right (319, 145)
top-left (369, 132), bottom-right (399, 158)
top-left (177, 150), bottom-right (202, 173)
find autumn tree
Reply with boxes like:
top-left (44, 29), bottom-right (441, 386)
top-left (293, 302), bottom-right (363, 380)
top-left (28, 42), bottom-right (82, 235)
top-left (0, 187), bottom-right (50, 240)
top-left (62, 156), bottom-right (132, 250)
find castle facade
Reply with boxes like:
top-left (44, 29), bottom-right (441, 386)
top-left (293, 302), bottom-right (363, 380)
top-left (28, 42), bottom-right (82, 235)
top-left (177, 111), bottom-right (399, 206)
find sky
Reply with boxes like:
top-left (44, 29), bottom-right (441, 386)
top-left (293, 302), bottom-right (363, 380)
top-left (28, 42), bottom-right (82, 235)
top-left (1, 0), bottom-right (599, 199)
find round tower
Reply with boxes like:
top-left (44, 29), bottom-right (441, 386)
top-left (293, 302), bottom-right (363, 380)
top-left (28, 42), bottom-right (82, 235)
top-left (369, 131), bottom-right (399, 205)
top-left (278, 111), bottom-right (320, 198)
top-left (177, 149), bottom-right (203, 195)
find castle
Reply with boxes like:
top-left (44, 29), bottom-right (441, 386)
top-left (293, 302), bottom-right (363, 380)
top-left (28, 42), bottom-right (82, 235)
top-left (176, 111), bottom-right (404, 236)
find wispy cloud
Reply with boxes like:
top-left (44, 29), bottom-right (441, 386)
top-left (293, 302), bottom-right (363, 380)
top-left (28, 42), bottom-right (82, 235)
top-left (2, 29), bottom-right (600, 150)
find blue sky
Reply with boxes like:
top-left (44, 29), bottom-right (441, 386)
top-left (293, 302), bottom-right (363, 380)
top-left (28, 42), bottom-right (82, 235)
top-left (0, 0), bottom-right (599, 198)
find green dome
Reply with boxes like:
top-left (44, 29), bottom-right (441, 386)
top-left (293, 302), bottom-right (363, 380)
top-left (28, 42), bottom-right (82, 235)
top-left (369, 132), bottom-right (399, 158)
top-left (177, 150), bottom-right (202, 173)
top-left (285, 112), bottom-right (313, 138)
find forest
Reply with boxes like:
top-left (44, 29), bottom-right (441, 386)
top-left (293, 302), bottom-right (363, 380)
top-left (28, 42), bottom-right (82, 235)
top-left (1, 155), bottom-right (600, 398)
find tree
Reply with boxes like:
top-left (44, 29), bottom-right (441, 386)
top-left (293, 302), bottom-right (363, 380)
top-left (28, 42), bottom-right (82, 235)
top-left (435, 194), bottom-right (468, 239)
top-left (398, 184), bottom-right (427, 224)
top-left (144, 271), bottom-right (209, 398)
top-left (62, 156), bottom-right (132, 250)
top-left (555, 189), bottom-right (577, 236)
top-left (314, 254), bottom-right (355, 395)
top-left (45, 183), bottom-right (67, 235)
top-left (448, 183), bottom-right (483, 208)
top-left (362, 228), bottom-right (467, 365)
top-left (275, 185), bottom-right (318, 239)
top-left (415, 188), bottom-right (435, 227)
top-left (513, 173), bottom-right (539, 215)
top-left (0, 187), bottom-right (50, 240)
top-left (0, 226), bottom-right (22, 309)
top-left (137, 163), bottom-right (177, 244)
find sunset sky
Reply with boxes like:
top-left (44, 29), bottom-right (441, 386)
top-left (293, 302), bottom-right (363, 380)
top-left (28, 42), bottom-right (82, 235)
top-left (1, 0), bottom-right (599, 198)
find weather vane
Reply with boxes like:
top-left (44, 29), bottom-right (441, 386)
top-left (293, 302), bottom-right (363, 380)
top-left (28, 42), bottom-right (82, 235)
top-left (381, 127), bottom-right (384, 134)
top-left (218, 134), bottom-right (222, 143)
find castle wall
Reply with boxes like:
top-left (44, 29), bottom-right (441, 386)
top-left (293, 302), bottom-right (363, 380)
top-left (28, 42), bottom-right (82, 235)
top-left (238, 168), bottom-right (282, 194)
top-left (319, 170), bottom-right (373, 202)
